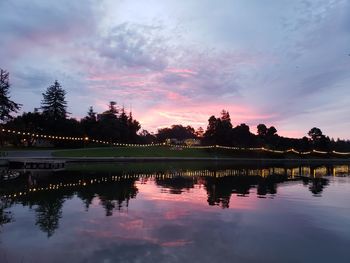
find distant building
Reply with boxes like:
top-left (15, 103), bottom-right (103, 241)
top-left (165, 138), bottom-right (201, 146)
top-left (166, 138), bottom-right (181, 145)
top-left (183, 138), bottom-right (201, 146)
top-left (32, 139), bottom-right (54, 148)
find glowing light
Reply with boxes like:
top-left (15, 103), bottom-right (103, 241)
top-left (2, 127), bottom-right (350, 155)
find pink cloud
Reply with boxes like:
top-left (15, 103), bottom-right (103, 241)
top-left (166, 91), bottom-right (188, 101)
top-left (161, 240), bottom-right (193, 247)
top-left (72, 35), bottom-right (288, 135)
top-left (277, 129), bottom-right (305, 138)
top-left (165, 68), bottom-right (198, 77)
top-left (119, 81), bottom-right (156, 88)
top-left (87, 73), bottom-right (146, 81)
top-left (135, 102), bottom-right (276, 132)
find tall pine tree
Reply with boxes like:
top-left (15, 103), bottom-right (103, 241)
top-left (41, 80), bottom-right (68, 120)
top-left (81, 106), bottom-right (97, 137)
top-left (85, 106), bottom-right (97, 122)
top-left (0, 69), bottom-right (21, 123)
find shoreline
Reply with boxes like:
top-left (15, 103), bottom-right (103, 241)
top-left (2, 156), bottom-right (350, 164)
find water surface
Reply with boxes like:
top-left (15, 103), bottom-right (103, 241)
top-left (0, 162), bottom-right (349, 263)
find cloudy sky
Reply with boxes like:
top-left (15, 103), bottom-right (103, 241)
top-left (1, 0), bottom-right (349, 138)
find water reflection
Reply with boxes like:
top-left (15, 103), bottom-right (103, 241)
top-left (0, 163), bottom-right (349, 237)
top-left (0, 163), bottom-right (349, 262)
top-left (0, 197), bottom-right (12, 228)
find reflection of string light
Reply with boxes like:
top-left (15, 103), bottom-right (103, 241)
top-left (2, 128), bottom-right (350, 155)
top-left (2, 165), bottom-right (349, 199)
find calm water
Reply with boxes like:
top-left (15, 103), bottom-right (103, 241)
top-left (0, 162), bottom-right (350, 263)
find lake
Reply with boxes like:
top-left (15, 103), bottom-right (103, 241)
top-left (0, 161), bottom-right (349, 263)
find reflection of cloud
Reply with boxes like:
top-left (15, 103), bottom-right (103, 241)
top-left (87, 241), bottom-right (169, 263)
top-left (164, 210), bottom-right (190, 220)
top-left (3, 170), bottom-right (349, 262)
top-left (161, 239), bottom-right (193, 247)
top-left (119, 219), bottom-right (144, 231)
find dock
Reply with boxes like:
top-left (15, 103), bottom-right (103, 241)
top-left (6, 159), bottom-right (66, 170)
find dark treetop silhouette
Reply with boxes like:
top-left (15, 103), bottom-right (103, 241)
top-left (1, 68), bottom-right (350, 152)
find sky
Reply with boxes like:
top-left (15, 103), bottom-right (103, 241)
top-left (1, 0), bottom-right (349, 139)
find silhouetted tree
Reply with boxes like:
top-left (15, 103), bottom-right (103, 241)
top-left (138, 129), bottom-right (156, 144)
top-left (81, 106), bottom-right (98, 137)
top-left (4, 111), bottom-right (46, 146)
top-left (232, 123), bottom-right (256, 147)
top-left (203, 115), bottom-right (219, 144)
top-left (195, 127), bottom-right (204, 138)
top-left (41, 80), bottom-right (68, 120)
top-left (86, 106), bottom-right (97, 122)
top-left (220, 110), bottom-right (232, 129)
top-left (127, 111), bottom-right (141, 142)
top-left (267, 126), bottom-right (277, 136)
top-left (157, 124), bottom-right (196, 142)
top-left (93, 102), bottom-right (141, 143)
top-left (257, 124), bottom-right (268, 137)
top-left (107, 101), bottom-right (118, 115)
top-left (308, 127), bottom-right (323, 141)
top-left (308, 127), bottom-right (330, 151)
top-left (203, 110), bottom-right (233, 145)
top-left (120, 107), bottom-right (130, 141)
top-left (300, 136), bottom-right (311, 151)
top-left (96, 101), bottom-right (120, 141)
top-left (0, 69), bottom-right (21, 123)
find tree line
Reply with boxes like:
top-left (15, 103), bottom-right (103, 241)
top-left (0, 69), bottom-right (142, 146)
top-left (1, 68), bottom-right (350, 151)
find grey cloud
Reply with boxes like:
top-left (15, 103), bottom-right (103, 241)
top-left (14, 68), bottom-right (55, 91)
top-left (96, 23), bottom-right (169, 71)
top-left (1, 0), bottom-right (349, 137)
top-left (0, 0), bottom-right (97, 46)
top-left (160, 73), bottom-right (188, 85)
top-left (297, 70), bottom-right (349, 96)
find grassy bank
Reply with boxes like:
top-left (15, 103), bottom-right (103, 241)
top-left (51, 146), bottom-right (350, 159)
top-left (54, 146), bottom-right (217, 158)
top-left (53, 146), bottom-right (289, 158)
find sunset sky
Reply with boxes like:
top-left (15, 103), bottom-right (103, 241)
top-left (1, 0), bottom-right (349, 138)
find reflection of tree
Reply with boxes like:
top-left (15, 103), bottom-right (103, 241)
top-left (0, 198), bottom-right (13, 227)
top-left (204, 177), bottom-right (233, 208)
top-left (97, 179), bottom-right (138, 216)
top-left (76, 188), bottom-right (96, 211)
top-left (34, 195), bottom-right (64, 238)
top-left (302, 177), bottom-right (329, 195)
top-left (155, 176), bottom-right (195, 194)
top-left (204, 173), bottom-right (289, 208)
top-left (75, 178), bottom-right (138, 215)
top-left (0, 164), bottom-right (335, 240)
top-left (257, 174), bottom-right (286, 196)
top-left (204, 176), bottom-right (254, 208)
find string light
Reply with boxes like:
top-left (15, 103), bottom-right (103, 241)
top-left (1, 127), bottom-right (350, 155)
top-left (0, 128), bottom-right (163, 147)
